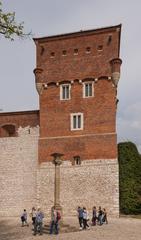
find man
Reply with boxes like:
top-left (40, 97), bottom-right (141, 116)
top-left (98, 206), bottom-right (103, 225)
top-left (33, 208), bottom-right (44, 235)
top-left (50, 207), bottom-right (61, 234)
top-left (77, 206), bottom-right (83, 229)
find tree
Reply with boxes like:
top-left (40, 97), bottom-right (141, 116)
top-left (118, 142), bottom-right (141, 214)
top-left (0, 1), bottom-right (31, 40)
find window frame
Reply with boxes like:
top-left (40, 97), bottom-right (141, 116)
top-left (70, 113), bottom-right (84, 131)
top-left (83, 82), bottom-right (94, 98)
top-left (60, 83), bottom-right (71, 100)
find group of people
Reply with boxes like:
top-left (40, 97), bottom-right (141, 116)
top-left (20, 205), bottom-right (108, 235)
top-left (20, 206), bottom-right (61, 236)
top-left (77, 206), bottom-right (108, 230)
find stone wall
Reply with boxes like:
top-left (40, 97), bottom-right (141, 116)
top-left (37, 158), bottom-right (119, 218)
top-left (0, 126), bottom-right (39, 216)
top-left (0, 127), bottom-right (119, 218)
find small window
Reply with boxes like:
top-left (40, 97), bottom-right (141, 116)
top-left (50, 52), bottom-right (55, 57)
top-left (73, 156), bottom-right (81, 165)
top-left (86, 47), bottom-right (91, 53)
top-left (74, 49), bottom-right (78, 55)
top-left (97, 45), bottom-right (103, 51)
top-left (83, 82), bottom-right (94, 98)
top-left (40, 46), bottom-right (45, 55)
top-left (71, 113), bottom-right (83, 130)
top-left (62, 50), bottom-right (67, 56)
top-left (60, 84), bottom-right (71, 100)
top-left (0, 124), bottom-right (17, 137)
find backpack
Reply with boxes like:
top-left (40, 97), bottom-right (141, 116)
top-left (57, 211), bottom-right (61, 221)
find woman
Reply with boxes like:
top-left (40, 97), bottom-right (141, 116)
top-left (83, 207), bottom-right (90, 229)
top-left (30, 207), bottom-right (37, 225)
top-left (102, 208), bottom-right (108, 224)
top-left (92, 206), bottom-right (97, 226)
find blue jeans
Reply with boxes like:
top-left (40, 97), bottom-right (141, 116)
top-left (98, 215), bottom-right (103, 225)
top-left (50, 220), bottom-right (59, 234)
top-left (34, 222), bottom-right (43, 235)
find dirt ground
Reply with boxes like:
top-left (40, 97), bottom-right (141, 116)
top-left (0, 216), bottom-right (141, 240)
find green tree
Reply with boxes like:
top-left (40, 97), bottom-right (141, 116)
top-left (0, 1), bottom-right (31, 40)
top-left (118, 142), bottom-right (141, 214)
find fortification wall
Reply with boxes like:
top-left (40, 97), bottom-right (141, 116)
top-left (0, 126), bottom-right (39, 216)
top-left (0, 127), bottom-right (119, 217)
top-left (37, 159), bottom-right (119, 218)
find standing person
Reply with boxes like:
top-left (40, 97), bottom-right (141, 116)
top-left (98, 206), bottom-right (103, 225)
top-left (102, 208), bottom-right (108, 224)
top-left (49, 207), bottom-right (61, 235)
top-left (33, 208), bottom-right (44, 236)
top-left (30, 207), bottom-right (37, 226)
top-left (83, 207), bottom-right (90, 230)
top-left (21, 209), bottom-right (29, 227)
top-left (56, 210), bottom-right (61, 234)
top-left (77, 206), bottom-right (83, 230)
top-left (92, 206), bottom-right (97, 226)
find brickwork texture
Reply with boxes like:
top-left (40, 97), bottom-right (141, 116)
top-left (0, 25), bottom-right (122, 217)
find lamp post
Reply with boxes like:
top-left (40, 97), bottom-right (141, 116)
top-left (51, 153), bottom-right (64, 215)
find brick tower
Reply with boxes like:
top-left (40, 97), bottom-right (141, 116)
top-left (33, 25), bottom-right (122, 217)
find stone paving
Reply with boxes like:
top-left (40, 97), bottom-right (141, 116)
top-left (0, 217), bottom-right (141, 240)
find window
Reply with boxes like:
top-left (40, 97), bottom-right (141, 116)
top-left (83, 82), bottom-right (94, 98)
top-left (86, 47), bottom-right (91, 53)
top-left (74, 49), bottom-right (78, 55)
top-left (0, 124), bottom-right (17, 137)
top-left (62, 50), bottom-right (67, 56)
top-left (97, 45), bottom-right (103, 51)
top-left (60, 84), bottom-right (71, 100)
top-left (50, 52), bottom-right (55, 57)
top-left (73, 156), bottom-right (81, 165)
top-left (71, 113), bottom-right (83, 130)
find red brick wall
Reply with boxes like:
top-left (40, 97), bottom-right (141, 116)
top-left (40, 80), bottom-right (116, 137)
top-left (0, 110), bottom-right (39, 137)
top-left (34, 25), bottom-right (121, 163)
top-left (39, 134), bottom-right (117, 162)
top-left (35, 26), bottom-right (120, 82)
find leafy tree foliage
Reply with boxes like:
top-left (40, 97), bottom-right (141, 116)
top-left (0, 1), bottom-right (31, 40)
top-left (118, 142), bottom-right (141, 214)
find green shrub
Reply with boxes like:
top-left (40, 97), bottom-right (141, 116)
top-left (118, 142), bottom-right (141, 214)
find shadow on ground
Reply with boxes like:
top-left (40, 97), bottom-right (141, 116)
top-left (0, 219), bottom-right (31, 240)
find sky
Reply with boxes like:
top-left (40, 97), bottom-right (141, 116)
top-left (0, 0), bottom-right (141, 152)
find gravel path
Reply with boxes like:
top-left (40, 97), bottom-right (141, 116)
top-left (0, 217), bottom-right (141, 240)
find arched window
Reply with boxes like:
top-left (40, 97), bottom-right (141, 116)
top-left (0, 124), bottom-right (17, 137)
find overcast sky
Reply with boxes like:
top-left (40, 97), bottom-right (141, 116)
top-left (0, 0), bottom-right (141, 152)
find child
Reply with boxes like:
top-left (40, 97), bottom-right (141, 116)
top-left (21, 209), bottom-right (29, 227)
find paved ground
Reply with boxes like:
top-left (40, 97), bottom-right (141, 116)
top-left (0, 217), bottom-right (141, 240)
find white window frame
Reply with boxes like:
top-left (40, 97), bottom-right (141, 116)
top-left (83, 82), bottom-right (94, 98)
top-left (60, 84), bottom-right (71, 100)
top-left (70, 113), bottom-right (84, 131)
